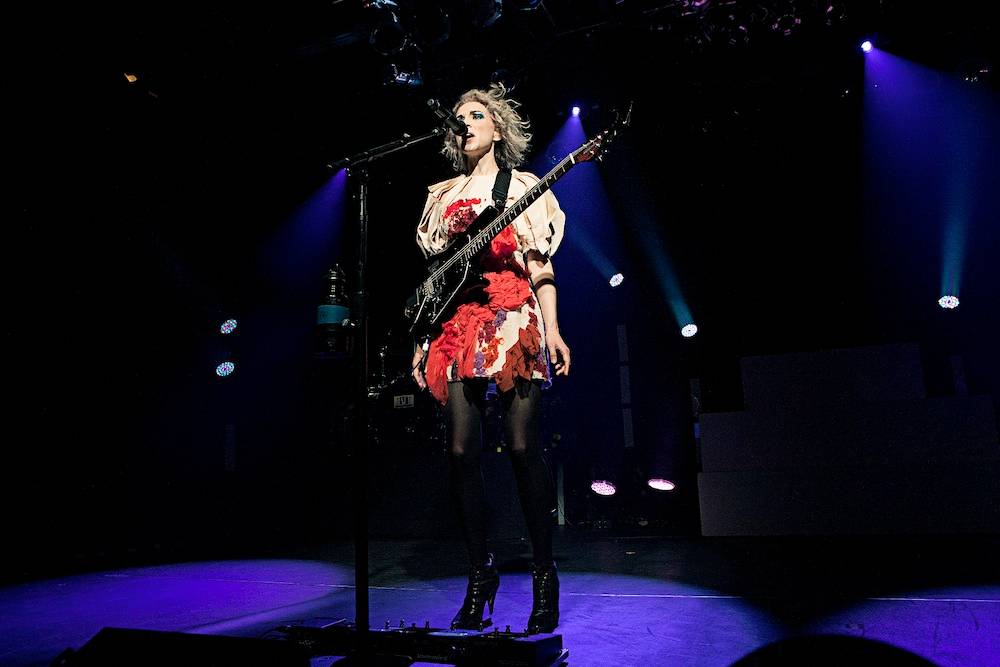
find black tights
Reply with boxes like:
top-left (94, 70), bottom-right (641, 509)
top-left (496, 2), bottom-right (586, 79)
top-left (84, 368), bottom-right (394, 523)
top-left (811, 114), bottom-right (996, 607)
top-left (446, 379), bottom-right (554, 567)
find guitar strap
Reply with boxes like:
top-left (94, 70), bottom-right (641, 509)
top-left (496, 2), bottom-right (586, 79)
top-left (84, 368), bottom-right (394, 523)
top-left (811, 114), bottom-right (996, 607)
top-left (491, 169), bottom-right (512, 211)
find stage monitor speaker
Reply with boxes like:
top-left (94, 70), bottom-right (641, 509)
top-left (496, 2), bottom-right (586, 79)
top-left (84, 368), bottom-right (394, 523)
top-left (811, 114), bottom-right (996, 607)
top-left (51, 627), bottom-right (311, 666)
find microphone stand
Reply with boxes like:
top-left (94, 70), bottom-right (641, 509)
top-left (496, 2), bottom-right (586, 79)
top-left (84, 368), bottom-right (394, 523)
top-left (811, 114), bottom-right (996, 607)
top-left (326, 125), bottom-right (447, 664)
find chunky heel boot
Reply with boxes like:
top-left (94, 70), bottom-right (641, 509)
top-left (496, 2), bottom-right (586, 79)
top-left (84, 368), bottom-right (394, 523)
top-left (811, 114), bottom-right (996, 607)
top-left (451, 553), bottom-right (500, 631)
top-left (527, 562), bottom-right (559, 634)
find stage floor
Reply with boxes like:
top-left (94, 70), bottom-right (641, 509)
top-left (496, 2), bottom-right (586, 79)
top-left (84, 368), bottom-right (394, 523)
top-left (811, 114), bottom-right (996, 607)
top-left (2, 531), bottom-right (998, 665)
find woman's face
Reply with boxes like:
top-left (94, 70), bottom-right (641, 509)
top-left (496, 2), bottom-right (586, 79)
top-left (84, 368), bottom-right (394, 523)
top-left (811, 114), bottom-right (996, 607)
top-left (455, 101), bottom-right (501, 157)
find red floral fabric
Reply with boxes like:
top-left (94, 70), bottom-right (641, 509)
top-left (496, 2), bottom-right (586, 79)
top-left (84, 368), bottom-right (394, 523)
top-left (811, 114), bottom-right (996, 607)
top-left (445, 198), bottom-right (481, 236)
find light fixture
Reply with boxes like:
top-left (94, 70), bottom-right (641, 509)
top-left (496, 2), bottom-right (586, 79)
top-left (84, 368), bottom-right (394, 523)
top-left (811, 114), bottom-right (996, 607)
top-left (386, 63), bottom-right (422, 87)
top-left (367, 1), bottom-right (409, 56)
top-left (938, 295), bottom-right (960, 309)
top-left (590, 480), bottom-right (617, 496)
top-left (647, 478), bottom-right (676, 492)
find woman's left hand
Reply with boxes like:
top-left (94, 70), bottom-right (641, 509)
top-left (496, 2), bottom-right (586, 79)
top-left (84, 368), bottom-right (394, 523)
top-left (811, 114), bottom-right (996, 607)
top-left (547, 329), bottom-right (571, 376)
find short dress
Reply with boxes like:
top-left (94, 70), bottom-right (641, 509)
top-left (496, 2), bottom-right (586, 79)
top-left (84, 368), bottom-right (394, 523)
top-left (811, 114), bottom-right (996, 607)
top-left (416, 169), bottom-right (566, 406)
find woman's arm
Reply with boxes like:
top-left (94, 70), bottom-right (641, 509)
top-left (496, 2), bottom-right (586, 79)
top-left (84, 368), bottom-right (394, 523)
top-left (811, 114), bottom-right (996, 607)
top-left (526, 251), bottom-right (571, 376)
top-left (412, 341), bottom-right (427, 390)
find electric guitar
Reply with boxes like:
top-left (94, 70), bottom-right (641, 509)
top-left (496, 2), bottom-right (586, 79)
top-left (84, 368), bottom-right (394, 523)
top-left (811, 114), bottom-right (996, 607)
top-left (405, 104), bottom-right (632, 339)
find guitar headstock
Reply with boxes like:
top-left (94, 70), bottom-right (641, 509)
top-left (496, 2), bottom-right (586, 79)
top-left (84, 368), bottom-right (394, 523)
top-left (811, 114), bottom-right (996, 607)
top-left (572, 101), bottom-right (634, 164)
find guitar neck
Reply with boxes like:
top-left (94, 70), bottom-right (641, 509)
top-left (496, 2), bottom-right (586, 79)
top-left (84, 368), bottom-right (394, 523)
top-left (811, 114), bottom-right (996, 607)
top-left (464, 155), bottom-right (577, 258)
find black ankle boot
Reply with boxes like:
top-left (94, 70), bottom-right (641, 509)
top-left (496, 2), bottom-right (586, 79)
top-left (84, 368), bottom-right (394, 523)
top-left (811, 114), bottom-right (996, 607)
top-left (451, 553), bottom-right (500, 631)
top-left (527, 562), bottom-right (559, 634)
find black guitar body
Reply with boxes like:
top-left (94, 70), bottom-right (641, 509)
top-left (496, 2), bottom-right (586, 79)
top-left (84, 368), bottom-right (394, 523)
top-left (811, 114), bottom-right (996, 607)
top-left (406, 205), bottom-right (501, 339)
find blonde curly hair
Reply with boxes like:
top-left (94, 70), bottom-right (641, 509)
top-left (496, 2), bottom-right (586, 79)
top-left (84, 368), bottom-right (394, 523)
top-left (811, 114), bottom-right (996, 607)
top-left (441, 83), bottom-right (532, 174)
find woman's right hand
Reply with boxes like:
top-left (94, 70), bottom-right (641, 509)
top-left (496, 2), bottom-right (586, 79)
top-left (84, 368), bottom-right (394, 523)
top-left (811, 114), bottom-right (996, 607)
top-left (411, 347), bottom-right (427, 390)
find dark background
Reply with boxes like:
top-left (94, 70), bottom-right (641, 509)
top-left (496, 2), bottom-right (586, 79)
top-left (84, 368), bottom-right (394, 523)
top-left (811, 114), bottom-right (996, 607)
top-left (8, 1), bottom-right (999, 581)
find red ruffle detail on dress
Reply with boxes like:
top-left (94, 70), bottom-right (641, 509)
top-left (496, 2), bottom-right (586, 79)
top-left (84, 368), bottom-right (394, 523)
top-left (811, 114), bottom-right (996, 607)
top-left (483, 269), bottom-right (532, 311)
top-left (425, 302), bottom-right (493, 406)
top-left (495, 322), bottom-right (542, 393)
top-left (426, 267), bottom-right (541, 405)
top-left (490, 225), bottom-right (518, 257)
top-left (478, 224), bottom-right (519, 273)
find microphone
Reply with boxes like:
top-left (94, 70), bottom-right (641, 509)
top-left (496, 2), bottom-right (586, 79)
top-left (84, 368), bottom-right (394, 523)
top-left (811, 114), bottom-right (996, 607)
top-left (427, 99), bottom-right (468, 136)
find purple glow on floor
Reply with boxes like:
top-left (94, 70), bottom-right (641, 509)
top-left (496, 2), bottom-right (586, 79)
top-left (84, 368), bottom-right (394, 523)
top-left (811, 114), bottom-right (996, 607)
top-left (1, 560), bottom-right (997, 665)
top-left (803, 586), bottom-right (1000, 667)
top-left (0, 560), bottom-right (352, 665)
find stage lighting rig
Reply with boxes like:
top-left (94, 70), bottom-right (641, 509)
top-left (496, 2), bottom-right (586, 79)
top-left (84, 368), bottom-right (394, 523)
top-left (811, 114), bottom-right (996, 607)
top-left (365, 0), bottom-right (409, 56)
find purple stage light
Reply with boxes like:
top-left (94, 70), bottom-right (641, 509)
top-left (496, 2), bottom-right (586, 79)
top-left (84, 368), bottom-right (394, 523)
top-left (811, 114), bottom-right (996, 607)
top-left (938, 295), bottom-right (960, 309)
top-left (648, 478), bottom-right (676, 492)
top-left (220, 319), bottom-right (238, 335)
top-left (591, 480), bottom-right (616, 496)
top-left (571, 106), bottom-right (581, 117)
top-left (609, 273), bottom-right (624, 287)
top-left (860, 40), bottom-right (873, 53)
top-left (216, 362), bottom-right (236, 377)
